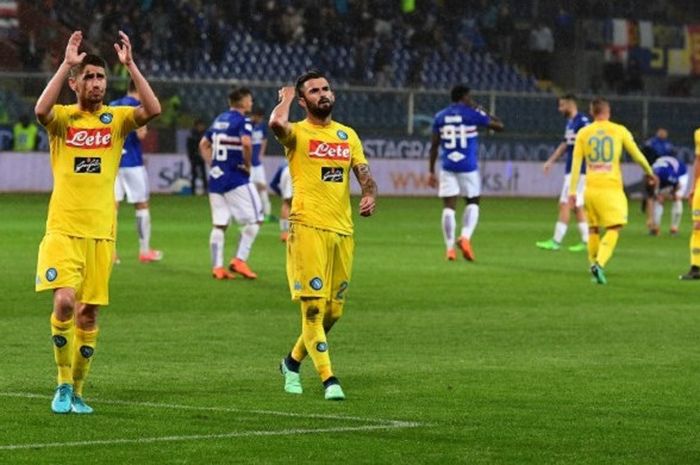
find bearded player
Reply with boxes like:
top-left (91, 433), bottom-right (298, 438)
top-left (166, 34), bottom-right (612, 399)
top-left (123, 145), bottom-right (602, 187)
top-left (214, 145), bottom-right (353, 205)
top-left (35, 31), bottom-right (160, 413)
top-left (270, 70), bottom-right (377, 400)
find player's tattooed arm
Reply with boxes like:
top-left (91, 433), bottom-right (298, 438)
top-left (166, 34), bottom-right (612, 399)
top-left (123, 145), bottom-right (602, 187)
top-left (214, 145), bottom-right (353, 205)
top-left (353, 163), bottom-right (377, 217)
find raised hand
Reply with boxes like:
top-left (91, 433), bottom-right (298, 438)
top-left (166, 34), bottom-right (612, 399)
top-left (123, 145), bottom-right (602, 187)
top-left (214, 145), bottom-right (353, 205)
top-left (64, 31), bottom-right (86, 66)
top-left (114, 30), bottom-right (133, 66)
top-left (278, 86), bottom-right (296, 102)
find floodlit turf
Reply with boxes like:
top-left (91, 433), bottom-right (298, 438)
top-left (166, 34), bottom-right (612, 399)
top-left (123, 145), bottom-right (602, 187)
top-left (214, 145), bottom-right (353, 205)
top-left (1, 193), bottom-right (699, 464)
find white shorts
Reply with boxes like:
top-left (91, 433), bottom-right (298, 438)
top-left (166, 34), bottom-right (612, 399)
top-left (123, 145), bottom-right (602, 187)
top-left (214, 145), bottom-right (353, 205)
top-left (676, 173), bottom-right (689, 199)
top-left (115, 166), bottom-right (149, 203)
top-left (438, 169), bottom-right (480, 198)
top-left (559, 173), bottom-right (586, 207)
top-left (209, 183), bottom-right (264, 226)
top-left (279, 166), bottom-right (292, 200)
top-left (250, 165), bottom-right (267, 186)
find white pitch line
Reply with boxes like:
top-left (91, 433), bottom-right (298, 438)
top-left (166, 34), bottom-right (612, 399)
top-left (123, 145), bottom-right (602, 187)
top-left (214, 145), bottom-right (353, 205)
top-left (0, 424), bottom-right (415, 451)
top-left (0, 392), bottom-right (421, 451)
top-left (0, 392), bottom-right (416, 426)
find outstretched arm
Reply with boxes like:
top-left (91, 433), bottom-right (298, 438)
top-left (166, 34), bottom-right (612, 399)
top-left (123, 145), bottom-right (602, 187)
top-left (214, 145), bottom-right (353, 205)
top-left (35, 30), bottom-right (86, 126)
top-left (353, 163), bottom-right (377, 217)
top-left (543, 142), bottom-right (567, 174)
top-left (114, 30), bottom-right (161, 127)
top-left (428, 132), bottom-right (440, 188)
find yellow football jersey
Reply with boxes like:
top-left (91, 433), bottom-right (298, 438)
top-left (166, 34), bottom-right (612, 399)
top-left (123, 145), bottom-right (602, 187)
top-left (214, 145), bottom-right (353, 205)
top-left (277, 119), bottom-right (367, 235)
top-left (694, 128), bottom-right (700, 158)
top-left (43, 104), bottom-right (138, 239)
top-left (570, 120), bottom-right (653, 193)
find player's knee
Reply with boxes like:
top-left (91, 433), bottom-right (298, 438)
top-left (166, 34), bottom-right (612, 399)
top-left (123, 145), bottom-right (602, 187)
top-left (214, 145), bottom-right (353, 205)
top-left (76, 304), bottom-right (99, 329)
top-left (301, 298), bottom-right (323, 323)
top-left (53, 290), bottom-right (75, 317)
top-left (466, 196), bottom-right (480, 205)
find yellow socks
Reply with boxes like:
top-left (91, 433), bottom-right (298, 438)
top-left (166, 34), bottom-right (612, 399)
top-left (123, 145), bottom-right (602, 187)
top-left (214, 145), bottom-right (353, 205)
top-left (300, 299), bottom-right (333, 382)
top-left (691, 230), bottom-right (700, 266)
top-left (597, 229), bottom-right (620, 267)
top-left (291, 335), bottom-right (307, 363)
top-left (323, 300), bottom-right (343, 331)
top-left (290, 300), bottom-right (344, 366)
top-left (72, 327), bottom-right (98, 397)
top-left (50, 314), bottom-right (74, 386)
top-left (587, 232), bottom-right (600, 265)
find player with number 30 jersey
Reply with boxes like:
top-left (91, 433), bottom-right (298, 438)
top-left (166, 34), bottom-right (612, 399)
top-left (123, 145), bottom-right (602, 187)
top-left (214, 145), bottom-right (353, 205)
top-left (569, 97), bottom-right (655, 284)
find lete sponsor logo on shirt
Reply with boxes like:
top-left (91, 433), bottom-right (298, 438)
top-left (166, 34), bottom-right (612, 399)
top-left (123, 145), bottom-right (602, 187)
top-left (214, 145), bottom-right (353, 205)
top-left (308, 140), bottom-right (350, 161)
top-left (66, 127), bottom-right (112, 148)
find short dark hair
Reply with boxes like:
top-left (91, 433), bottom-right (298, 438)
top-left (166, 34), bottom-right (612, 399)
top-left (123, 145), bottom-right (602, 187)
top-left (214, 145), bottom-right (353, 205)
top-left (228, 87), bottom-right (252, 105)
top-left (451, 84), bottom-right (470, 102)
top-left (69, 54), bottom-right (108, 79)
top-left (295, 70), bottom-right (328, 97)
top-left (559, 93), bottom-right (577, 103)
top-left (590, 97), bottom-right (609, 115)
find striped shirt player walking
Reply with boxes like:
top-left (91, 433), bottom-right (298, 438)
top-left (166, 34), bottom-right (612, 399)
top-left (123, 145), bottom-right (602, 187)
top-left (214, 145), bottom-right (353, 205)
top-left (199, 87), bottom-right (264, 280)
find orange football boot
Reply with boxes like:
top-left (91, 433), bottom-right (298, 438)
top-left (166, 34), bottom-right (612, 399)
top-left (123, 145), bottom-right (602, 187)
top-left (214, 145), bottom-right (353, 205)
top-left (229, 258), bottom-right (258, 279)
top-left (456, 237), bottom-right (475, 261)
top-left (212, 267), bottom-right (236, 280)
top-left (446, 248), bottom-right (456, 261)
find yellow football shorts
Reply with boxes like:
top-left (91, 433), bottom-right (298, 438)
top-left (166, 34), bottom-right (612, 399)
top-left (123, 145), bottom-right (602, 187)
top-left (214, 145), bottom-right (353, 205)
top-left (584, 187), bottom-right (628, 228)
top-left (693, 178), bottom-right (700, 222)
top-left (286, 223), bottom-right (354, 302)
top-left (35, 233), bottom-right (115, 305)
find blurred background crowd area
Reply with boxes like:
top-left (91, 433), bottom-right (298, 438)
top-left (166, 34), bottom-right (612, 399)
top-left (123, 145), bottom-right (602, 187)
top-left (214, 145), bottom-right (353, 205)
top-left (2, 0), bottom-right (700, 153)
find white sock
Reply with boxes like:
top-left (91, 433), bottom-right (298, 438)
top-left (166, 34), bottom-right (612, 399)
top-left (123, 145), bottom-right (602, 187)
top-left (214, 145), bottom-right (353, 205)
top-left (236, 223), bottom-right (260, 261)
top-left (653, 203), bottom-right (664, 228)
top-left (461, 204), bottom-right (479, 239)
top-left (553, 221), bottom-right (567, 243)
top-left (671, 199), bottom-right (683, 230)
top-left (135, 209), bottom-right (151, 254)
top-left (577, 221), bottom-right (589, 242)
top-left (210, 228), bottom-right (225, 268)
top-left (279, 218), bottom-right (289, 232)
top-left (442, 208), bottom-right (456, 249)
top-left (259, 189), bottom-right (271, 216)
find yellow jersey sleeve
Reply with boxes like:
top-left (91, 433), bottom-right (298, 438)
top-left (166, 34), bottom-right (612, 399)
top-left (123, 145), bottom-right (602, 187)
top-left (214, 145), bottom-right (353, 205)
top-left (277, 123), bottom-right (298, 153)
top-left (568, 128), bottom-right (586, 196)
top-left (348, 128), bottom-right (368, 168)
top-left (694, 128), bottom-right (700, 157)
top-left (43, 105), bottom-right (70, 136)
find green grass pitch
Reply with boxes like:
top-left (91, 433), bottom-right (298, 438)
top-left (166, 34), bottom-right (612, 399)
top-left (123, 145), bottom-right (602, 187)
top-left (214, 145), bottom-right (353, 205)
top-left (1, 193), bottom-right (698, 464)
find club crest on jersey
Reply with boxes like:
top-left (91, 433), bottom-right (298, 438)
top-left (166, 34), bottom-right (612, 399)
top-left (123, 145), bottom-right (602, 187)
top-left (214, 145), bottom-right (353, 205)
top-left (45, 267), bottom-right (57, 282)
top-left (74, 157), bottom-right (102, 173)
top-left (99, 112), bottom-right (113, 124)
top-left (66, 127), bottom-right (112, 149)
top-left (308, 140), bottom-right (350, 162)
top-left (309, 277), bottom-right (323, 290)
top-left (336, 129), bottom-right (348, 140)
top-left (321, 167), bottom-right (344, 182)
